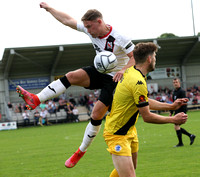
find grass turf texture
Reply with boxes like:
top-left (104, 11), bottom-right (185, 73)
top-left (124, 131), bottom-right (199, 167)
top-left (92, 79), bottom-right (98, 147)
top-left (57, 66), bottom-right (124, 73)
top-left (0, 111), bottom-right (199, 177)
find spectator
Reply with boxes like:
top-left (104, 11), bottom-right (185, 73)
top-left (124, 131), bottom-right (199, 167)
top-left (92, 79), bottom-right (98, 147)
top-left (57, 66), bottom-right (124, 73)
top-left (59, 93), bottom-right (67, 100)
top-left (23, 103), bottom-right (28, 110)
top-left (47, 102), bottom-right (57, 114)
top-left (186, 91), bottom-right (193, 100)
top-left (160, 92), bottom-right (167, 102)
top-left (84, 93), bottom-right (89, 108)
top-left (39, 109), bottom-right (48, 126)
top-left (47, 103), bottom-right (55, 114)
top-left (39, 102), bottom-right (47, 110)
top-left (22, 110), bottom-right (30, 126)
top-left (53, 96), bottom-right (59, 102)
top-left (158, 86), bottom-right (163, 93)
top-left (52, 102), bottom-right (58, 113)
top-left (7, 102), bottom-right (13, 109)
top-left (193, 84), bottom-right (198, 91)
top-left (155, 93), bottom-right (162, 102)
top-left (34, 110), bottom-right (40, 126)
top-left (72, 106), bottom-right (79, 122)
top-left (198, 86), bottom-right (200, 92)
top-left (192, 96), bottom-right (198, 105)
top-left (14, 105), bottom-right (20, 113)
top-left (18, 103), bottom-right (23, 113)
top-left (166, 93), bottom-right (173, 104)
top-left (69, 94), bottom-right (76, 106)
top-left (87, 94), bottom-right (94, 115)
top-left (65, 101), bottom-right (74, 122)
top-left (78, 94), bottom-right (85, 106)
top-left (58, 98), bottom-right (66, 111)
top-left (94, 89), bottom-right (100, 98)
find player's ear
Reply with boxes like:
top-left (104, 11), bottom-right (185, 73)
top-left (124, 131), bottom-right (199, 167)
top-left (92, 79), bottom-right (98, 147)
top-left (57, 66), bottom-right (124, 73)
top-left (147, 55), bottom-right (151, 63)
top-left (97, 18), bottom-right (102, 24)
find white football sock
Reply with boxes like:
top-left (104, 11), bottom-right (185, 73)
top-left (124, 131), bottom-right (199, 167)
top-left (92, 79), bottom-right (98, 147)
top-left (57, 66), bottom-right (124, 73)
top-left (79, 121), bottom-right (101, 152)
top-left (37, 79), bottom-right (66, 102)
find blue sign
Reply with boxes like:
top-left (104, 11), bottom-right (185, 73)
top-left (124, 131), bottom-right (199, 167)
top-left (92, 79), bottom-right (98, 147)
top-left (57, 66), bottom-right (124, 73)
top-left (9, 77), bottom-right (50, 90)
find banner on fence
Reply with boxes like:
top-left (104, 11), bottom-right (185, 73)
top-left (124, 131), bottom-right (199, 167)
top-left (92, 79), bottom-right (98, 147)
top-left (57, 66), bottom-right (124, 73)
top-left (0, 122), bottom-right (17, 131)
top-left (9, 77), bottom-right (50, 90)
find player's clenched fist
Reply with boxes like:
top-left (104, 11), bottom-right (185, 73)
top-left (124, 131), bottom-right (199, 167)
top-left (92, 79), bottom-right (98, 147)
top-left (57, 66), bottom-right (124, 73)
top-left (40, 2), bottom-right (49, 10)
top-left (173, 112), bottom-right (188, 125)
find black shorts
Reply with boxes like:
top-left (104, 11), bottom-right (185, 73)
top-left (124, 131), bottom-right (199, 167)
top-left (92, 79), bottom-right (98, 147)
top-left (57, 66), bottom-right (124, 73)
top-left (82, 66), bottom-right (117, 106)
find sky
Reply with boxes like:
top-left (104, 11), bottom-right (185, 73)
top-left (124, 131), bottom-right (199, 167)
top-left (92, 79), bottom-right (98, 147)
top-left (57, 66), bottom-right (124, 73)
top-left (0, 0), bottom-right (200, 60)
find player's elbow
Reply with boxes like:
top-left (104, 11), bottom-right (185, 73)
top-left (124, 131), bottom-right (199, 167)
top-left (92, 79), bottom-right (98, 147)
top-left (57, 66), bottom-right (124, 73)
top-left (139, 107), bottom-right (153, 123)
top-left (143, 117), bottom-right (151, 123)
top-left (141, 113), bottom-right (152, 123)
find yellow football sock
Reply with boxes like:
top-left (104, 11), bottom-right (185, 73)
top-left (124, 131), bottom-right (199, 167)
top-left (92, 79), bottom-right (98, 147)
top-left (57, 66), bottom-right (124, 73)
top-left (109, 169), bottom-right (119, 177)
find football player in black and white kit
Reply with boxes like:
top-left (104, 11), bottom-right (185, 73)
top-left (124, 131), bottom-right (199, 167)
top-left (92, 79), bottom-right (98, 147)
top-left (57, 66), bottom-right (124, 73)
top-left (16, 2), bottom-right (135, 168)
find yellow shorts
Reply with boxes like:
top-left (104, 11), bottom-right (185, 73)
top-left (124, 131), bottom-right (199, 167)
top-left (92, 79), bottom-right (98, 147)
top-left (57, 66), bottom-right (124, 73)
top-left (103, 129), bottom-right (139, 157)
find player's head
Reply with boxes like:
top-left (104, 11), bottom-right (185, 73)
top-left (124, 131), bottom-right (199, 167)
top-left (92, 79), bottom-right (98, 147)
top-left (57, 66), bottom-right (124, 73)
top-left (173, 78), bottom-right (181, 89)
top-left (133, 42), bottom-right (158, 72)
top-left (81, 9), bottom-right (105, 38)
top-left (81, 9), bottom-right (103, 21)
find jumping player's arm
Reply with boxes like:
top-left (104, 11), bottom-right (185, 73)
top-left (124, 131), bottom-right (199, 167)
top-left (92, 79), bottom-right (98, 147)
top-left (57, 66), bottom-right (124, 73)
top-left (148, 98), bottom-right (188, 111)
top-left (113, 51), bottom-right (135, 82)
top-left (139, 105), bottom-right (187, 125)
top-left (40, 2), bottom-right (77, 30)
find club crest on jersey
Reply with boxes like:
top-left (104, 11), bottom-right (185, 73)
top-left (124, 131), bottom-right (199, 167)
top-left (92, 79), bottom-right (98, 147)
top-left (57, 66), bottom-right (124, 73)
top-left (115, 145), bottom-right (122, 152)
top-left (107, 42), bottom-right (113, 49)
top-left (139, 95), bottom-right (146, 103)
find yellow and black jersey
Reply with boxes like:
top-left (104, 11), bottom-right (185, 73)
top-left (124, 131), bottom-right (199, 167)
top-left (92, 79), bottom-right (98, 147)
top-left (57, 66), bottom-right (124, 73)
top-left (104, 66), bottom-right (149, 136)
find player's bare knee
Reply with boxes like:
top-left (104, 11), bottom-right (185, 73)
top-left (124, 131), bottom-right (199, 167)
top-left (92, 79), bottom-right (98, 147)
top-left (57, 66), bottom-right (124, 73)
top-left (65, 72), bottom-right (74, 81)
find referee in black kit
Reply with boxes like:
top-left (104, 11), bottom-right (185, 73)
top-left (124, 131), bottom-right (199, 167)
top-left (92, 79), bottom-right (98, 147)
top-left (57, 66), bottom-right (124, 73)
top-left (170, 78), bottom-right (196, 147)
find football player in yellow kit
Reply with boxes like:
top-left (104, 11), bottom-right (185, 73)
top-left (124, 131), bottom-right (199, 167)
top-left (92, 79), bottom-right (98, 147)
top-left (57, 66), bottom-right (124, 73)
top-left (104, 42), bottom-right (188, 177)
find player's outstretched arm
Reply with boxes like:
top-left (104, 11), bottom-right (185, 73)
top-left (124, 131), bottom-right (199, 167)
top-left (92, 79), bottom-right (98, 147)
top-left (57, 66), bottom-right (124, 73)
top-left (139, 105), bottom-right (188, 125)
top-left (148, 98), bottom-right (188, 111)
top-left (171, 98), bottom-right (188, 110)
top-left (40, 2), bottom-right (77, 29)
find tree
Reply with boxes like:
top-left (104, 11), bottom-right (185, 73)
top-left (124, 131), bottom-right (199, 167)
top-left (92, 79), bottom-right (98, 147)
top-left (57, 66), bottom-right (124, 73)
top-left (158, 33), bottom-right (178, 38)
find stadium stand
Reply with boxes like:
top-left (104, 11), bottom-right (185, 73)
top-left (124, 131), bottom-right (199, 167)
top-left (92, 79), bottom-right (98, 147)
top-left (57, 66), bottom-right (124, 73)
top-left (6, 104), bottom-right (89, 126)
top-left (1, 36), bottom-right (200, 124)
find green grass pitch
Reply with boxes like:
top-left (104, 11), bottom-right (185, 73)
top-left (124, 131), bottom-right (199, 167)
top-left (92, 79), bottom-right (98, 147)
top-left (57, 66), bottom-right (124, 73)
top-left (0, 111), bottom-right (199, 177)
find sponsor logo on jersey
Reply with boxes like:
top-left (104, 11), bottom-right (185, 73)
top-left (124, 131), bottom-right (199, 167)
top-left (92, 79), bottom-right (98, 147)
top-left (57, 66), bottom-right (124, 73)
top-left (115, 145), bottom-right (122, 152)
top-left (136, 80), bottom-right (144, 85)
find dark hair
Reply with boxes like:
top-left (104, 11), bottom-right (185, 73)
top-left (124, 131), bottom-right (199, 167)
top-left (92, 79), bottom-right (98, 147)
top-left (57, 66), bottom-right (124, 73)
top-left (81, 9), bottom-right (103, 21)
top-left (133, 42), bottom-right (158, 64)
top-left (173, 78), bottom-right (180, 82)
